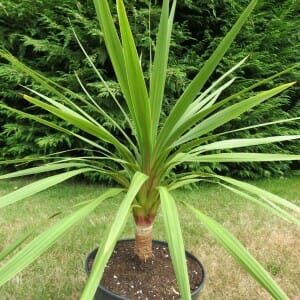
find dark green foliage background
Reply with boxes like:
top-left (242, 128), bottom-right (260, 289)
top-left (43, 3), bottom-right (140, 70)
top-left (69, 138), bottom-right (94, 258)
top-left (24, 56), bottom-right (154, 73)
top-left (0, 0), bottom-right (299, 180)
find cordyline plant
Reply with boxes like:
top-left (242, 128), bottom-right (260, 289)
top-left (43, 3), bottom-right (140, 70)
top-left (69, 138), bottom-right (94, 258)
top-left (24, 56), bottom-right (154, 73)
top-left (0, 0), bottom-right (299, 299)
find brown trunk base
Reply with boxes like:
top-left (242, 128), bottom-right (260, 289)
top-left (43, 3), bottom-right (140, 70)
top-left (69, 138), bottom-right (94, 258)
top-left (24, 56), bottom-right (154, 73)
top-left (134, 224), bottom-right (153, 261)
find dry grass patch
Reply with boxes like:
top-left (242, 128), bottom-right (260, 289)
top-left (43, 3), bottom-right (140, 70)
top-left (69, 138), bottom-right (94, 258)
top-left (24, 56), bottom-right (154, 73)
top-left (0, 177), bottom-right (299, 299)
top-left (191, 215), bottom-right (300, 299)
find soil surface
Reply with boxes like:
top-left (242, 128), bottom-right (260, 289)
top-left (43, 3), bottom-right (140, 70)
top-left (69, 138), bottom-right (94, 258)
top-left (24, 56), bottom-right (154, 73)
top-left (87, 240), bottom-right (204, 300)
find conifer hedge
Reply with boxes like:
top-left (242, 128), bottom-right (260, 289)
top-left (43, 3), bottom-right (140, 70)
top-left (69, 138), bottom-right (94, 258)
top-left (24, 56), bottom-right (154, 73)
top-left (0, 0), bottom-right (299, 180)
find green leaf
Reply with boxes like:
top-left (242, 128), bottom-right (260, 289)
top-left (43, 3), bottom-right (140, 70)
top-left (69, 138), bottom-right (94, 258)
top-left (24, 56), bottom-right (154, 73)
top-left (23, 94), bottom-right (134, 164)
top-left (92, 0), bottom-right (131, 102)
top-left (1, 46), bottom-right (136, 156)
top-left (220, 63), bottom-right (300, 106)
top-left (116, 0), bottom-right (152, 162)
top-left (157, 0), bottom-right (258, 150)
top-left (206, 174), bottom-right (300, 214)
top-left (177, 117), bottom-right (300, 154)
top-left (0, 231), bottom-right (33, 262)
top-left (168, 178), bottom-right (202, 191)
top-left (191, 135), bottom-right (300, 153)
top-left (189, 153), bottom-right (300, 163)
top-left (0, 50), bottom-right (74, 107)
top-left (0, 168), bottom-right (93, 209)
top-left (159, 187), bottom-right (192, 300)
top-left (70, 25), bottom-right (136, 141)
top-left (81, 172), bottom-right (148, 300)
top-left (0, 103), bottom-right (112, 154)
top-left (0, 163), bottom-right (90, 180)
top-left (218, 183), bottom-right (300, 225)
top-left (23, 94), bottom-right (111, 143)
top-left (184, 202), bottom-right (289, 300)
top-left (175, 82), bottom-right (295, 146)
top-left (24, 86), bottom-right (101, 127)
top-left (176, 64), bottom-right (300, 141)
top-left (216, 117), bottom-right (300, 139)
top-left (181, 56), bottom-right (248, 125)
top-left (150, 0), bottom-right (176, 138)
top-left (182, 77), bottom-right (236, 123)
top-left (0, 50), bottom-right (97, 121)
top-left (0, 189), bottom-right (123, 287)
top-left (169, 153), bottom-right (300, 173)
top-left (74, 72), bottom-right (139, 157)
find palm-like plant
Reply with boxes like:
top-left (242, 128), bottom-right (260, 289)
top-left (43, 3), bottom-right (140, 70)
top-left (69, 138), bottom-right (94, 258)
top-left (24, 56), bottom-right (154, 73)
top-left (0, 0), bottom-right (299, 299)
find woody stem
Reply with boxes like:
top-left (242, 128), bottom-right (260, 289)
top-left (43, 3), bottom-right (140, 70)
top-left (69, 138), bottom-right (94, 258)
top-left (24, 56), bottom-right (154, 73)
top-left (134, 223), bottom-right (153, 262)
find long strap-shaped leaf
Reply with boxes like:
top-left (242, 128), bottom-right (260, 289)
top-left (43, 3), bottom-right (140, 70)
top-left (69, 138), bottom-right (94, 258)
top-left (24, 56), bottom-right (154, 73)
top-left (178, 57), bottom-right (249, 128)
top-left (176, 64), bottom-right (300, 149)
top-left (70, 25), bottom-right (135, 134)
top-left (23, 86), bottom-right (101, 128)
top-left (183, 202), bottom-right (289, 299)
top-left (150, 0), bottom-right (176, 138)
top-left (0, 50), bottom-right (77, 109)
top-left (174, 82), bottom-right (295, 147)
top-left (0, 163), bottom-right (90, 180)
top-left (190, 135), bottom-right (300, 154)
top-left (0, 104), bottom-right (112, 154)
top-left (168, 178), bottom-right (203, 191)
top-left (0, 50), bottom-right (103, 123)
top-left (74, 72), bottom-right (139, 157)
top-left (177, 117), bottom-right (300, 154)
top-left (23, 94), bottom-right (113, 144)
top-left (219, 117), bottom-right (300, 138)
top-left (210, 174), bottom-right (300, 214)
top-left (117, 0), bottom-right (153, 164)
top-left (218, 183), bottom-right (300, 225)
top-left (181, 63), bottom-right (300, 133)
top-left (157, 0), bottom-right (258, 151)
top-left (93, 0), bottom-right (145, 150)
top-left (189, 153), bottom-right (300, 163)
top-left (0, 231), bottom-right (34, 262)
top-left (181, 77), bottom-right (236, 123)
top-left (165, 174), bottom-right (299, 225)
top-left (22, 86), bottom-right (132, 158)
top-left (0, 188), bottom-right (123, 287)
top-left (92, 0), bottom-right (131, 103)
top-left (159, 187), bottom-right (191, 300)
top-left (0, 168), bottom-right (93, 209)
top-left (219, 62), bottom-right (300, 106)
top-left (23, 94), bottom-right (135, 164)
top-left (168, 153), bottom-right (300, 173)
top-left (2, 48), bottom-right (127, 140)
top-left (189, 57), bottom-right (247, 110)
top-left (81, 172), bottom-right (148, 300)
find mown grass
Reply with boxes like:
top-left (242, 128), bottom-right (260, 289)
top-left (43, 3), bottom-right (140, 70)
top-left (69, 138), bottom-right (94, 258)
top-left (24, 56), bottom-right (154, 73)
top-left (0, 177), bottom-right (299, 299)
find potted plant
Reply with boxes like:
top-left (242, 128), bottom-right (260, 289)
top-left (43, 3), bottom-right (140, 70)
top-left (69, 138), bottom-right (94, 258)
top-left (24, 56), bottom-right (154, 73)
top-left (0, 0), bottom-right (299, 299)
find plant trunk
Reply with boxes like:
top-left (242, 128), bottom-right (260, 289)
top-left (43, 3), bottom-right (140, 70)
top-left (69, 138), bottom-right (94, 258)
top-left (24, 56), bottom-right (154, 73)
top-left (134, 223), bottom-right (153, 261)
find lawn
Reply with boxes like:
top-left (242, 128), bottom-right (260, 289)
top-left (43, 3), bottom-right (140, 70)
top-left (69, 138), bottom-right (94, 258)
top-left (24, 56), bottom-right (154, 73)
top-left (0, 177), bottom-right (299, 300)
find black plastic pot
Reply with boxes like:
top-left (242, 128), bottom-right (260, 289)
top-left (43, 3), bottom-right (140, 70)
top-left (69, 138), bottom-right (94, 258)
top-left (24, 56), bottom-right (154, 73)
top-left (85, 239), bottom-right (205, 300)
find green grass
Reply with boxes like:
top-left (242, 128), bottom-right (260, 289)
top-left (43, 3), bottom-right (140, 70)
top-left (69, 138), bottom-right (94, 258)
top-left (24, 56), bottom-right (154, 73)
top-left (0, 177), bottom-right (299, 299)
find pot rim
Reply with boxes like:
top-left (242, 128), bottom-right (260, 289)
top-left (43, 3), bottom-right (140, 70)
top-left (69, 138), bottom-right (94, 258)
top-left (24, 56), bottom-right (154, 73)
top-left (85, 239), bottom-right (206, 299)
